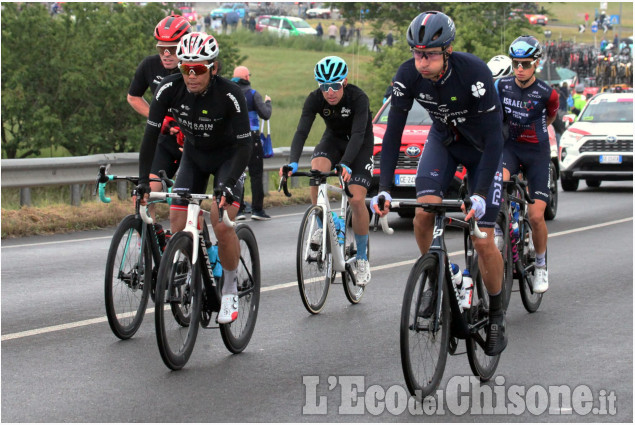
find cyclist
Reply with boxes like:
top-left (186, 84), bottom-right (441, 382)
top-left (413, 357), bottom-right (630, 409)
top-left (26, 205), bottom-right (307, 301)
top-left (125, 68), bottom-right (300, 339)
top-left (370, 11), bottom-right (507, 356)
top-left (487, 55), bottom-right (514, 80)
top-left (128, 15), bottom-right (192, 213)
top-left (280, 56), bottom-right (374, 286)
top-left (137, 32), bottom-right (253, 324)
top-left (496, 35), bottom-right (559, 294)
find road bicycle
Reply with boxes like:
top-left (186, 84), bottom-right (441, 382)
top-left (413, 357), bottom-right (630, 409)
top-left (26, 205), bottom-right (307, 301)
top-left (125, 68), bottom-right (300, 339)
top-left (501, 175), bottom-right (543, 313)
top-left (278, 165), bottom-right (367, 314)
top-left (378, 197), bottom-right (501, 400)
top-left (142, 189), bottom-right (260, 370)
top-left (97, 165), bottom-right (173, 340)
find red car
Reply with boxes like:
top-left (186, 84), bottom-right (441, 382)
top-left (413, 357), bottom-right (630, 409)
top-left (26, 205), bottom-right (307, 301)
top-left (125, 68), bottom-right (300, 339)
top-left (367, 98), bottom-right (560, 219)
top-left (255, 15), bottom-right (271, 32)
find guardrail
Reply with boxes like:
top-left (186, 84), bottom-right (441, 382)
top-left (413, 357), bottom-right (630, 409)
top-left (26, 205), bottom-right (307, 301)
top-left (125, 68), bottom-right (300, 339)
top-left (1, 147), bottom-right (314, 206)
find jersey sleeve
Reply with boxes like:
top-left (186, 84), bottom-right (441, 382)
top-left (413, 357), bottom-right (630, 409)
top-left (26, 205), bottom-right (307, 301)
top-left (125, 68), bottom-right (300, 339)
top-left (224, 85), bottom-right (253, 186)
top-left (138, 78), bottom-right (173, 184)
top-left (289, 92), bottom-right (319, 163)
top-left (128, 57), bottom-right (150, 97)
top-left (473, 111), bottom-right (504, 199)
top-left (546, 88), bottom-right (559, 118)
top-left (473, 64), bottom-right (501, 114)
top-left (340, 90), bottom-right (371, 167)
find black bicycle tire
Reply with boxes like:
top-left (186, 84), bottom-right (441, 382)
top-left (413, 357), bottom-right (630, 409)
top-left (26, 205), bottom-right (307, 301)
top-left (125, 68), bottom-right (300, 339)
top-left (497, 210), bottom-right (514, 311)
top-left (104, 214), bottom-right (151, 340)
top-left (296, 205), bottom-right (333, 314)
top-left (466, 260), bottom-right (501, 381)
top-left (342, 209), bottom-right (366, 304)
top-left (400, 254), bottom-right (450, 400)
top-left (519, 220), bottom-right (544, 313)
top-left (220, 224), bottom-right (261, 354)
top-left (154, 231), bottom-right (202, 370)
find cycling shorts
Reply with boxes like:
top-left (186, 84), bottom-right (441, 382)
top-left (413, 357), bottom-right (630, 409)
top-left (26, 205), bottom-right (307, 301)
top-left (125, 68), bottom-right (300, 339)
top-left (311, 132), bottom-right (373, 190)
top-left (415, 136), bottom-right (503, 228)
top-left (150, 133), bottom-right (182, 179)
top-left (502, 141), bottom-right (551, 203)
top-left (171, 142), bottom-right (244, 209)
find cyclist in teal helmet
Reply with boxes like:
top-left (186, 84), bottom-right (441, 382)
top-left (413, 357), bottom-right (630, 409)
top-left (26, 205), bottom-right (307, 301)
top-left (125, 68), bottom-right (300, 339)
top-left (280, 56), bottom-right (374, 286)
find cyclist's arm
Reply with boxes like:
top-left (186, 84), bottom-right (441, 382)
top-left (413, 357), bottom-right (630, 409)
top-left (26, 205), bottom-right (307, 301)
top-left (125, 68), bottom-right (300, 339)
top-left (545, 88), bottom-right (560, 126)
top-left (127, 94), bottom-right (150, 118)
top-left (224, 87), bottom-right (253, 187)
top-left (289, 93), bottom-right (318, 163)
top-left (128, 57), bottom-right (152, 118)
top-left (473, 111), bottom-right (504, 199)
top-left (378, 106), bottom-right (408, 193)
top-left (138, 88), bottom-right (171, 186)
top-left (340, 91), bottom-right (371, 167)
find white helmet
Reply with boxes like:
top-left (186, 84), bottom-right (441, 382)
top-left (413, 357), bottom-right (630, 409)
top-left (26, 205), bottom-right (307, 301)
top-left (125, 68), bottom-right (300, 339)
top-left (488, 55), bottom-right (514, 80)
top-left (177, 32), bottom-right (219, 62)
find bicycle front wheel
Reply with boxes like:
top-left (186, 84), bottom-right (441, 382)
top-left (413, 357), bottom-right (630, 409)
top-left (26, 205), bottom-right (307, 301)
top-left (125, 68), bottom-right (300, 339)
top-left (220, 224), bottom-right (261, 354)
top-left (400, 254), bottom-right (450, 400)
top-left (497, 211), bottom-right (514, 311)
top-left (466, 260), bottom-right (501, 381)
top-left (342, 209), bottom-right (366, 304)
top-left (296, 205), bottom-right (333, 314)
top-left (155, 231), bottom-right (202, 370)
top-left (104, 215), bottom-right (151, 340)
top-left (519, 221), bottom-right (543, 313)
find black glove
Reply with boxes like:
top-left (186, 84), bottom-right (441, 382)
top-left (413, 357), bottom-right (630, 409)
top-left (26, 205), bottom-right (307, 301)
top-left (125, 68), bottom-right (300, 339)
top-left (136, 183), bottom-right (151, 199)
top-left (218, 182), bottom-right (236, 205)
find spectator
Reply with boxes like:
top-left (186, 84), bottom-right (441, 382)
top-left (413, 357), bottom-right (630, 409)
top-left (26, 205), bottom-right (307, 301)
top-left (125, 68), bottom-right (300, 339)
top-left (204, 14), bottom-right (212, 30)
top-left (315, 22), bottom-right (323, 39)
top-left (327, 23), bottom-right (337, 40)
top-left (249, 15), bottom-right (256, 32)
top-left (221, 14), bottom-right (228, 34)
top-left (571, 84), bottom-right (587, 116)
top-left (231, 66), bottom-right (273, 221)
top-left (372, 36), bottom-right (382, 52)
top-left (340, 23), bottom-right (347, 45)
top-left (600, 37), bottom-right (608, 52)
top-left (613, 33), bottom-right (619, 48)
top-left (226, 11), bottom-right (240, 32)
top-left (347, 25), bottom-right (354, 43)
top-left (584, 12), bottom-right (589, 27)
top-left (386, 31), bottom-right (393, 47)
top-left (558, 82), bottom-right (569, 112)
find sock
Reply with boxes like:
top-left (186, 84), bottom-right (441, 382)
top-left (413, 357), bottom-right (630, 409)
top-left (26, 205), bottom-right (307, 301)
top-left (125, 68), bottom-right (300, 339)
top-left (536, 252), bottom-right (546, 267)
top-left (354, 233), bottom-right (369, 260)
top-left (222, 268), bottom-right (238, 295)
top-left (488, 291), bottom-right (503, 316)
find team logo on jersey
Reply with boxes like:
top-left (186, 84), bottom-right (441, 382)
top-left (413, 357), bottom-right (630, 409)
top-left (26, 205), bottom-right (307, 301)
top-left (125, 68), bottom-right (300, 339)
top-left (181, 104), bottom-right (190, 111)
top-left (393, 81), bottom-right (406, 97)
top-left (155, 81), bottom-right (173, 100)
top-left (323, 109), bottom-right (331, 116)
top-left (226, 93), bottom-right (241, 113)
top-left (341, 107), bottom-right (351, 117)
top-left (471, 81), bottom-right (486, 98)
top-left (451, 96), bottom-right (457, 101)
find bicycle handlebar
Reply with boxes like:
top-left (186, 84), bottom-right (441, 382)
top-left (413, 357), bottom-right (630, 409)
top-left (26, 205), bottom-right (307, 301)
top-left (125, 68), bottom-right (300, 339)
top-left (278, 165), bottom-right (353, 198)
top-left (506, 175), bottom-right (535, 205)
top-left (140, 190), bottom-right (236, 228)
top-left (95, 165), bottom-right (174, 204)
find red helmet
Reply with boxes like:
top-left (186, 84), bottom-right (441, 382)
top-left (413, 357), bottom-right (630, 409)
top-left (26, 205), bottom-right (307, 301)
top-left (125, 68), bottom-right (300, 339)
top-left (154, 15), bottom-right (192, 43)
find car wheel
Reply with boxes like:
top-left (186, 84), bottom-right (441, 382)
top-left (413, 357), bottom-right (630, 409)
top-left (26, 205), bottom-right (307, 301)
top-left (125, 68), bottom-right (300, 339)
top-left (544, 162), bottom-right (558, 221)
top-left (561, 175), bottom-right (579, 192)
top-left (586, 179), bottom-right (601, 188)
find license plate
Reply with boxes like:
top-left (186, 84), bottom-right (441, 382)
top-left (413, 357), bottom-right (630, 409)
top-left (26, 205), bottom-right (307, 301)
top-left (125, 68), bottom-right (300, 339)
top-left (395, 175), bottom-right (416, 186)
top-left (600, 155), bottom-right (622, 164)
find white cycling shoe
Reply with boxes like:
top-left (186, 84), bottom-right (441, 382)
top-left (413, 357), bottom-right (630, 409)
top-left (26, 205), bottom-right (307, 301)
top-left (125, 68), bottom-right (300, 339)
top-left (355, 259), bottom-right (371, 287)
top-left (533, 266), bottom-right (549, 293)
top-left (218, 294), bottom-right (239, 324)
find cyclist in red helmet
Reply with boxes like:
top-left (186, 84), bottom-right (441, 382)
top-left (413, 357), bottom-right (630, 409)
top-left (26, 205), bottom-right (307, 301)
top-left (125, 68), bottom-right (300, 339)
top-left (127, 15), bottom-right (192, 222)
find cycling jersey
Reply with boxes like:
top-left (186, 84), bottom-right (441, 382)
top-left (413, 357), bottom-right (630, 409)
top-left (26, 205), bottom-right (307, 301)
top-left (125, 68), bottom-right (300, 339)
top-left (380, 52), bottom-right (504, 199)
top-left (128, 55), bottom-right (178, 97)
top-left (138, 73), bottom-right (252, 187)
top-left (289, 84), bottom-right (374, 168)
top-left (495, 76), bottom-right (559, 144)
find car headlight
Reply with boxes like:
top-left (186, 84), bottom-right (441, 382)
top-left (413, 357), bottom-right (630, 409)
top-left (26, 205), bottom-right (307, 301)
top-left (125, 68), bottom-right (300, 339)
top-left (560, 131), bottom-right (584, 148)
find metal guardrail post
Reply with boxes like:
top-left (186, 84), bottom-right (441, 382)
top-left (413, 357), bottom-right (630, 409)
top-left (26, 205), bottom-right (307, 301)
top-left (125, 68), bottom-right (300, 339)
top-left (70, 184), bottom-right (82, 207)
top-left (20, 188), bottom-right (31, 207)
top-left (117, 181), bottom-right (128, 200)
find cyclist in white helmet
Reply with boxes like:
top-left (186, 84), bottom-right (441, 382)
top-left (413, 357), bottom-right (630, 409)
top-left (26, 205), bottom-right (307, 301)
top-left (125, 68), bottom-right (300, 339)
top-left (488, 55), bottom-right (514, 80)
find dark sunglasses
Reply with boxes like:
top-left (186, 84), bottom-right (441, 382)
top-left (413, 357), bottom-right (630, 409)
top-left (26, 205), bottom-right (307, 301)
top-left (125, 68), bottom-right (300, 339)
top-left (512, 59), bottom-right (537, 70)
top-left (156, 45), bottom-right (178, 56)
top-left (318, 81), bottom-right (344, 92)
top-left (410, 48), bottom-right (445, 60)
top-left (179, 63), bottom-right (213, 76)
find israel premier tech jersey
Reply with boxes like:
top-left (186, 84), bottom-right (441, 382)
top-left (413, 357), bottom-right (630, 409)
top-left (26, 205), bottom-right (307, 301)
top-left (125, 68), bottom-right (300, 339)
top-left (495, 76), bottom-right (559, 145)
top-left (380, 51), bottom-right (504, 199)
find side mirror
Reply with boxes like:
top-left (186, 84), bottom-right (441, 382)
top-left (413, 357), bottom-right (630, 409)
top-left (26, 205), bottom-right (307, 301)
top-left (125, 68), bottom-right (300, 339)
top-left (563, 114), bottom-right (575, 128)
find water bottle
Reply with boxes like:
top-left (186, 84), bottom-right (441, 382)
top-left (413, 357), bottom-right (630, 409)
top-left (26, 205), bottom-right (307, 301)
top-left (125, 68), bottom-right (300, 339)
top-left (511, 202), bottom-right (520, 240)
top-left (459, 270), bottom-right (473, 309)
top-left (206, 245), bottom-right (223, 278)
top-left (450, 263), bottom-right (463, 287)
top-left (494, 223), bottom-right (504, 251)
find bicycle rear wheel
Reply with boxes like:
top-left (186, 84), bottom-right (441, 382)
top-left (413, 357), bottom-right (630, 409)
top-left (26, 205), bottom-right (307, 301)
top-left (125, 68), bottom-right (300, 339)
top-left (518, 220), bottom-right (543, 312)
top-left (466, 260), bottom-right (501, 382)
top-left (220, 224), bottom-right (261, 354)
top-left (155, 231), bottom-right (202, 370)
top-left (342, 209), bottom-right (366, 304)
top-left (104, 215), bottom-right (151, 340)
top-left (297, 205), bottom-right (333, 314)
top-left (400, 254), bottom-right (450, 400)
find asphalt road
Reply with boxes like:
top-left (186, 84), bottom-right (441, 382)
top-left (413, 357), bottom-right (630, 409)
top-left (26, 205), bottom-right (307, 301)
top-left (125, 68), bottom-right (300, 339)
top-left (1, 181), bottom-right (632, 422)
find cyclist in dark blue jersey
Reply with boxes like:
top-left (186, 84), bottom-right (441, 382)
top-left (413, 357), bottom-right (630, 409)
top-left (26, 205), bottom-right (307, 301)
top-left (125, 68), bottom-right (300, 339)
top-left (137, 32), bottom-right (253, 324)
top-left (370, 11), bottom-right (507, 356)
top-left (280, 56), bottom-right (374, 286)
top-left (496, 35), bottom-right (559, 294)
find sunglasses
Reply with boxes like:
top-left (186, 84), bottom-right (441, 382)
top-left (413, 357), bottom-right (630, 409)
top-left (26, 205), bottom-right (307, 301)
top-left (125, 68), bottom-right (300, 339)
top-left (179, 63), bottom-right (214, 76)
top-left (156, 45), bottom-right (178, 56)
top-left (410, 48), bottom-right (445, 60)
top-left (512, 59), bottom-right (538, 70)
top-left (318, 82), bottom-right (344, 92)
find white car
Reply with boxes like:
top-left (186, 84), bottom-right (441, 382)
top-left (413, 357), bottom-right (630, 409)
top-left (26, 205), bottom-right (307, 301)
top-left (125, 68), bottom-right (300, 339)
top-left (559, 92), bottom-right (633, 191)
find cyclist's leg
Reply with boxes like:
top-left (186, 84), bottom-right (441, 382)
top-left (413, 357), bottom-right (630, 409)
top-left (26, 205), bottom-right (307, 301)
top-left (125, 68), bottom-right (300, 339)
top-left (309, 135), bottom-right (339, 204)
top-left (501, 143), bottom-right (521, 182)
top-left (413, 137), bottom-right (457, 256)
top-left (149, 134), bottom-right (181, 220)
top-left (169, 144), bottom-right (204, 233)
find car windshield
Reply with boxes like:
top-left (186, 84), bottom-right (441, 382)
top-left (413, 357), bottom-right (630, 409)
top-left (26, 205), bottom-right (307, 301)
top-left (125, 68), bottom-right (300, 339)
top-left (221, 3), bottom-right (233, 8)
top-left (580, 98), bottom-right (633, 123)
top-left (375, 99), bottom-right (433, 126)
top-left (290, 19), bottom-right (311, 29)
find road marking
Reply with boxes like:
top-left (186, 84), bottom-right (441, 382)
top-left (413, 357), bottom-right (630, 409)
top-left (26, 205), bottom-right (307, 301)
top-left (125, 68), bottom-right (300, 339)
top-left (2, 217), bottom-right (632, 341)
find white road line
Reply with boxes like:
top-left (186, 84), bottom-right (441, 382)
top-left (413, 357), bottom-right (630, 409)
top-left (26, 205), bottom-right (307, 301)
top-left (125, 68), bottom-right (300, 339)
top-left (2, 217), bottom-right (631, 341)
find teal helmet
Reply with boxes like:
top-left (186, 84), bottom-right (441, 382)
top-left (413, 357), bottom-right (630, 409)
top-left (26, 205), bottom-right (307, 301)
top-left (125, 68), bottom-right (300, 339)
top-left (314, 56), bottom-right (348, 84)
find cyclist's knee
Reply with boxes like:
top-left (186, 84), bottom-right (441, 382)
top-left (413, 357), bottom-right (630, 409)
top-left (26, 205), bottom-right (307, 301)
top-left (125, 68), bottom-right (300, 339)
top-left (413, 209), bottom-right (434, 230)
